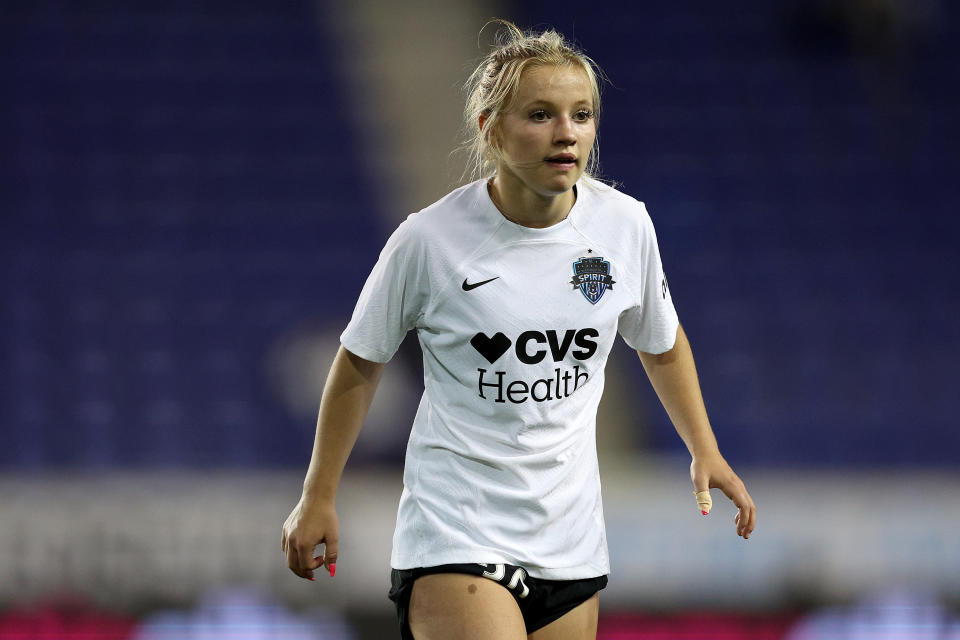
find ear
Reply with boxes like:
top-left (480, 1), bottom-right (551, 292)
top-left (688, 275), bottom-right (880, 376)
top-left (479, 113), bottom-right (498, 148)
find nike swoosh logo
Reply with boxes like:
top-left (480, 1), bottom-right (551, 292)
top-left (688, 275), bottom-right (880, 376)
top-left (462, 277), bottom-right (499, 291)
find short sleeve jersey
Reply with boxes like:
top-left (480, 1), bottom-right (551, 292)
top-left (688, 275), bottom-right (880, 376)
top-left (340, 177), bottom-right (679, 580)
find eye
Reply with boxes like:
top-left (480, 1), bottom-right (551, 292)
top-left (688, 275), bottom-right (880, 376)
top-left (573, 109), bottom-right (594, 122)
top-left (529, 110), bottom-right (549, 122)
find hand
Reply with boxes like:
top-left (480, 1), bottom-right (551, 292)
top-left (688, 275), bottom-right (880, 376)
top-left (690, 451), bottom-right (756, 539)
top-left (281, 495), bottom-right (339, 580)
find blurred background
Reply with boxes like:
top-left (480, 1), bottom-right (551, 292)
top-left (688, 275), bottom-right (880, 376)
top-left (3, 0), bottom-right (959, 638)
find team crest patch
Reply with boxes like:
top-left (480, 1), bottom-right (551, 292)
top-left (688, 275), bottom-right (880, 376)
top-left (571, 256), bottom-right (616, 304)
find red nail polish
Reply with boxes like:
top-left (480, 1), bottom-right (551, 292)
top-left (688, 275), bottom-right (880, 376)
top-left (309, 576), bottom-right (315, 582)
top-left (329, 563), bottom-right (336, 578)
top-left (702, 510), bottom-right (709, 516)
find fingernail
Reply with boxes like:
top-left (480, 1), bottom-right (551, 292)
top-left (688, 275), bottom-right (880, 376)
top-left (329, 563), bottom-right (336, 578)
top-left (309, 576), bottom-right (316, 582)
top-left (701, 510), bottom-right (709, 516)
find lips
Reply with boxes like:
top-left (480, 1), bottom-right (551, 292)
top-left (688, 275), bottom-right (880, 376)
top-left (546, 153), bottom-right (577, 164)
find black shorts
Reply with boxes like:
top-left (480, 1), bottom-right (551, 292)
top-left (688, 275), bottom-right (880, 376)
top-left (388, 563), bottom-right (608, 638)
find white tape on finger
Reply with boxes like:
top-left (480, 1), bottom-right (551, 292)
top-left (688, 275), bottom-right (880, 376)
top-left (694, 489), bottom-right (712, 515)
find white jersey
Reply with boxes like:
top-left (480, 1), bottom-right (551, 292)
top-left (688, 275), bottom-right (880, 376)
top-left (340, 177), bottom-right (679, 580)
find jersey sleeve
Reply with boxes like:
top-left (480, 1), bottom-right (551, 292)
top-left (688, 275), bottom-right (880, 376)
top-left (617, 208), bottom-right (680, 354)
top-left (340, 218), bottom-right (429, 363)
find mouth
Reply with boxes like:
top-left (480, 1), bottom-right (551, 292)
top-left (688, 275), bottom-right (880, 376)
top-left (545, 154), bottom-right (578, 169)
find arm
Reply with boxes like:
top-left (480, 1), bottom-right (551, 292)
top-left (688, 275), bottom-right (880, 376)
top-left (637, 324), bottom-right (757, 539)
top-left (281, 346), bottom-right (386, 579)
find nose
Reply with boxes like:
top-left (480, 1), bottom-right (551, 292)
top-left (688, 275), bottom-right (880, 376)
top-left (553, 116), bottom-right (576, 146)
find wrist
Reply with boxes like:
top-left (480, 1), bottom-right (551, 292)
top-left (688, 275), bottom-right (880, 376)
top-left (688, 435), bottom-right (720, 459)
top-left (302, 480), bottom-right (338, 505)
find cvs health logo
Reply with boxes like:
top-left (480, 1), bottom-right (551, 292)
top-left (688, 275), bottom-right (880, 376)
top-left (470, 328), bottom-right (599, 364)
top-left (469, 328), bottom-right (600, 404)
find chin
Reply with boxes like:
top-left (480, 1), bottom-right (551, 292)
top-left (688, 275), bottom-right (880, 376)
top-left (509, 165), bottom-right (580, 198)
top-left (540, 177), bottom-right (578, 196)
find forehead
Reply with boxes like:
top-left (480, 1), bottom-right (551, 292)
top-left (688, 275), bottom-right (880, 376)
top-left (513, 64), bottom-right (593, 106)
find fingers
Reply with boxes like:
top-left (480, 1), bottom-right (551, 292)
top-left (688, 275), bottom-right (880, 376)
top-left (285, 539), bottom-right (307, 580)
top-left (298, 544), bottom-right (324, 581)
top-left (283, 534), bottom-right (337, 581)
top-left (283, 533), bottom-right (321, 581)
top-left (726, 483), bottom-right (757, 540)
top-left (737, 497), bottom-right (757, 539)
top-left (297, 543), bottom-right (319, 581)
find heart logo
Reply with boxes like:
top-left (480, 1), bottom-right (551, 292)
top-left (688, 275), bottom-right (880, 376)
top-left (470, 332), bottom-right (512, 364)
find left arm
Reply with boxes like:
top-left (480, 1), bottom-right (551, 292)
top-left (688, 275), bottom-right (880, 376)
top-left (638, 324), bottom-right (757, 539)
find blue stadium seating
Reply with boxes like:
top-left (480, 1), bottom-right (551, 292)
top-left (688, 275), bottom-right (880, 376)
top-left (2, 1), bottom-right (383, 468)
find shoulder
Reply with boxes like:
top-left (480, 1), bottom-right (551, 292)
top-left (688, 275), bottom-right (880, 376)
top-left (575, 177), bottom-right (658, 243)
top-left (379, 181), bottom-right (474, 242)
top-left (403, 179), bottom-right (491, 235)
top-left (387, 180), bottom-right (499, 262)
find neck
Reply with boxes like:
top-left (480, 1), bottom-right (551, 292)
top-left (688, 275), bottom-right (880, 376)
top-left (488, 174), bottom-right (576, 229)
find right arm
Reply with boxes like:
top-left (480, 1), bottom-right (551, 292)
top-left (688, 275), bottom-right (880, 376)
top-left (281, 345), bottom-right (385, 580)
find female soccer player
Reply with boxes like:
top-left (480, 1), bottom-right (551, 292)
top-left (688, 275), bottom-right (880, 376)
top-left (282, 21), bottom-right (756, 640)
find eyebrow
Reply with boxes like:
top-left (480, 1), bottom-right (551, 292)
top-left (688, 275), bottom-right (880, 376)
top-left (520, 99), bottom-right (593, 109)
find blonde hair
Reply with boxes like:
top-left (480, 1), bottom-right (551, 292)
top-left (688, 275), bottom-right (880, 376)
top-left (462, 20), bottom-right (605, 183)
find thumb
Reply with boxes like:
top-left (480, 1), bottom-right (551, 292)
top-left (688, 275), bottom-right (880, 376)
top-left (323, 536), bottom-right (339, 577)
top-left (691, 470), bottom-right (712, 516)
top-left (693, 488), bottom-right (712, 515)
top-left (690, 461), bottom-right (713, 515)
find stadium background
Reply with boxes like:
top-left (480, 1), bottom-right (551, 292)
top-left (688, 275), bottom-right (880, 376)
top-left (3, 0), bottom-right (959, 638)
